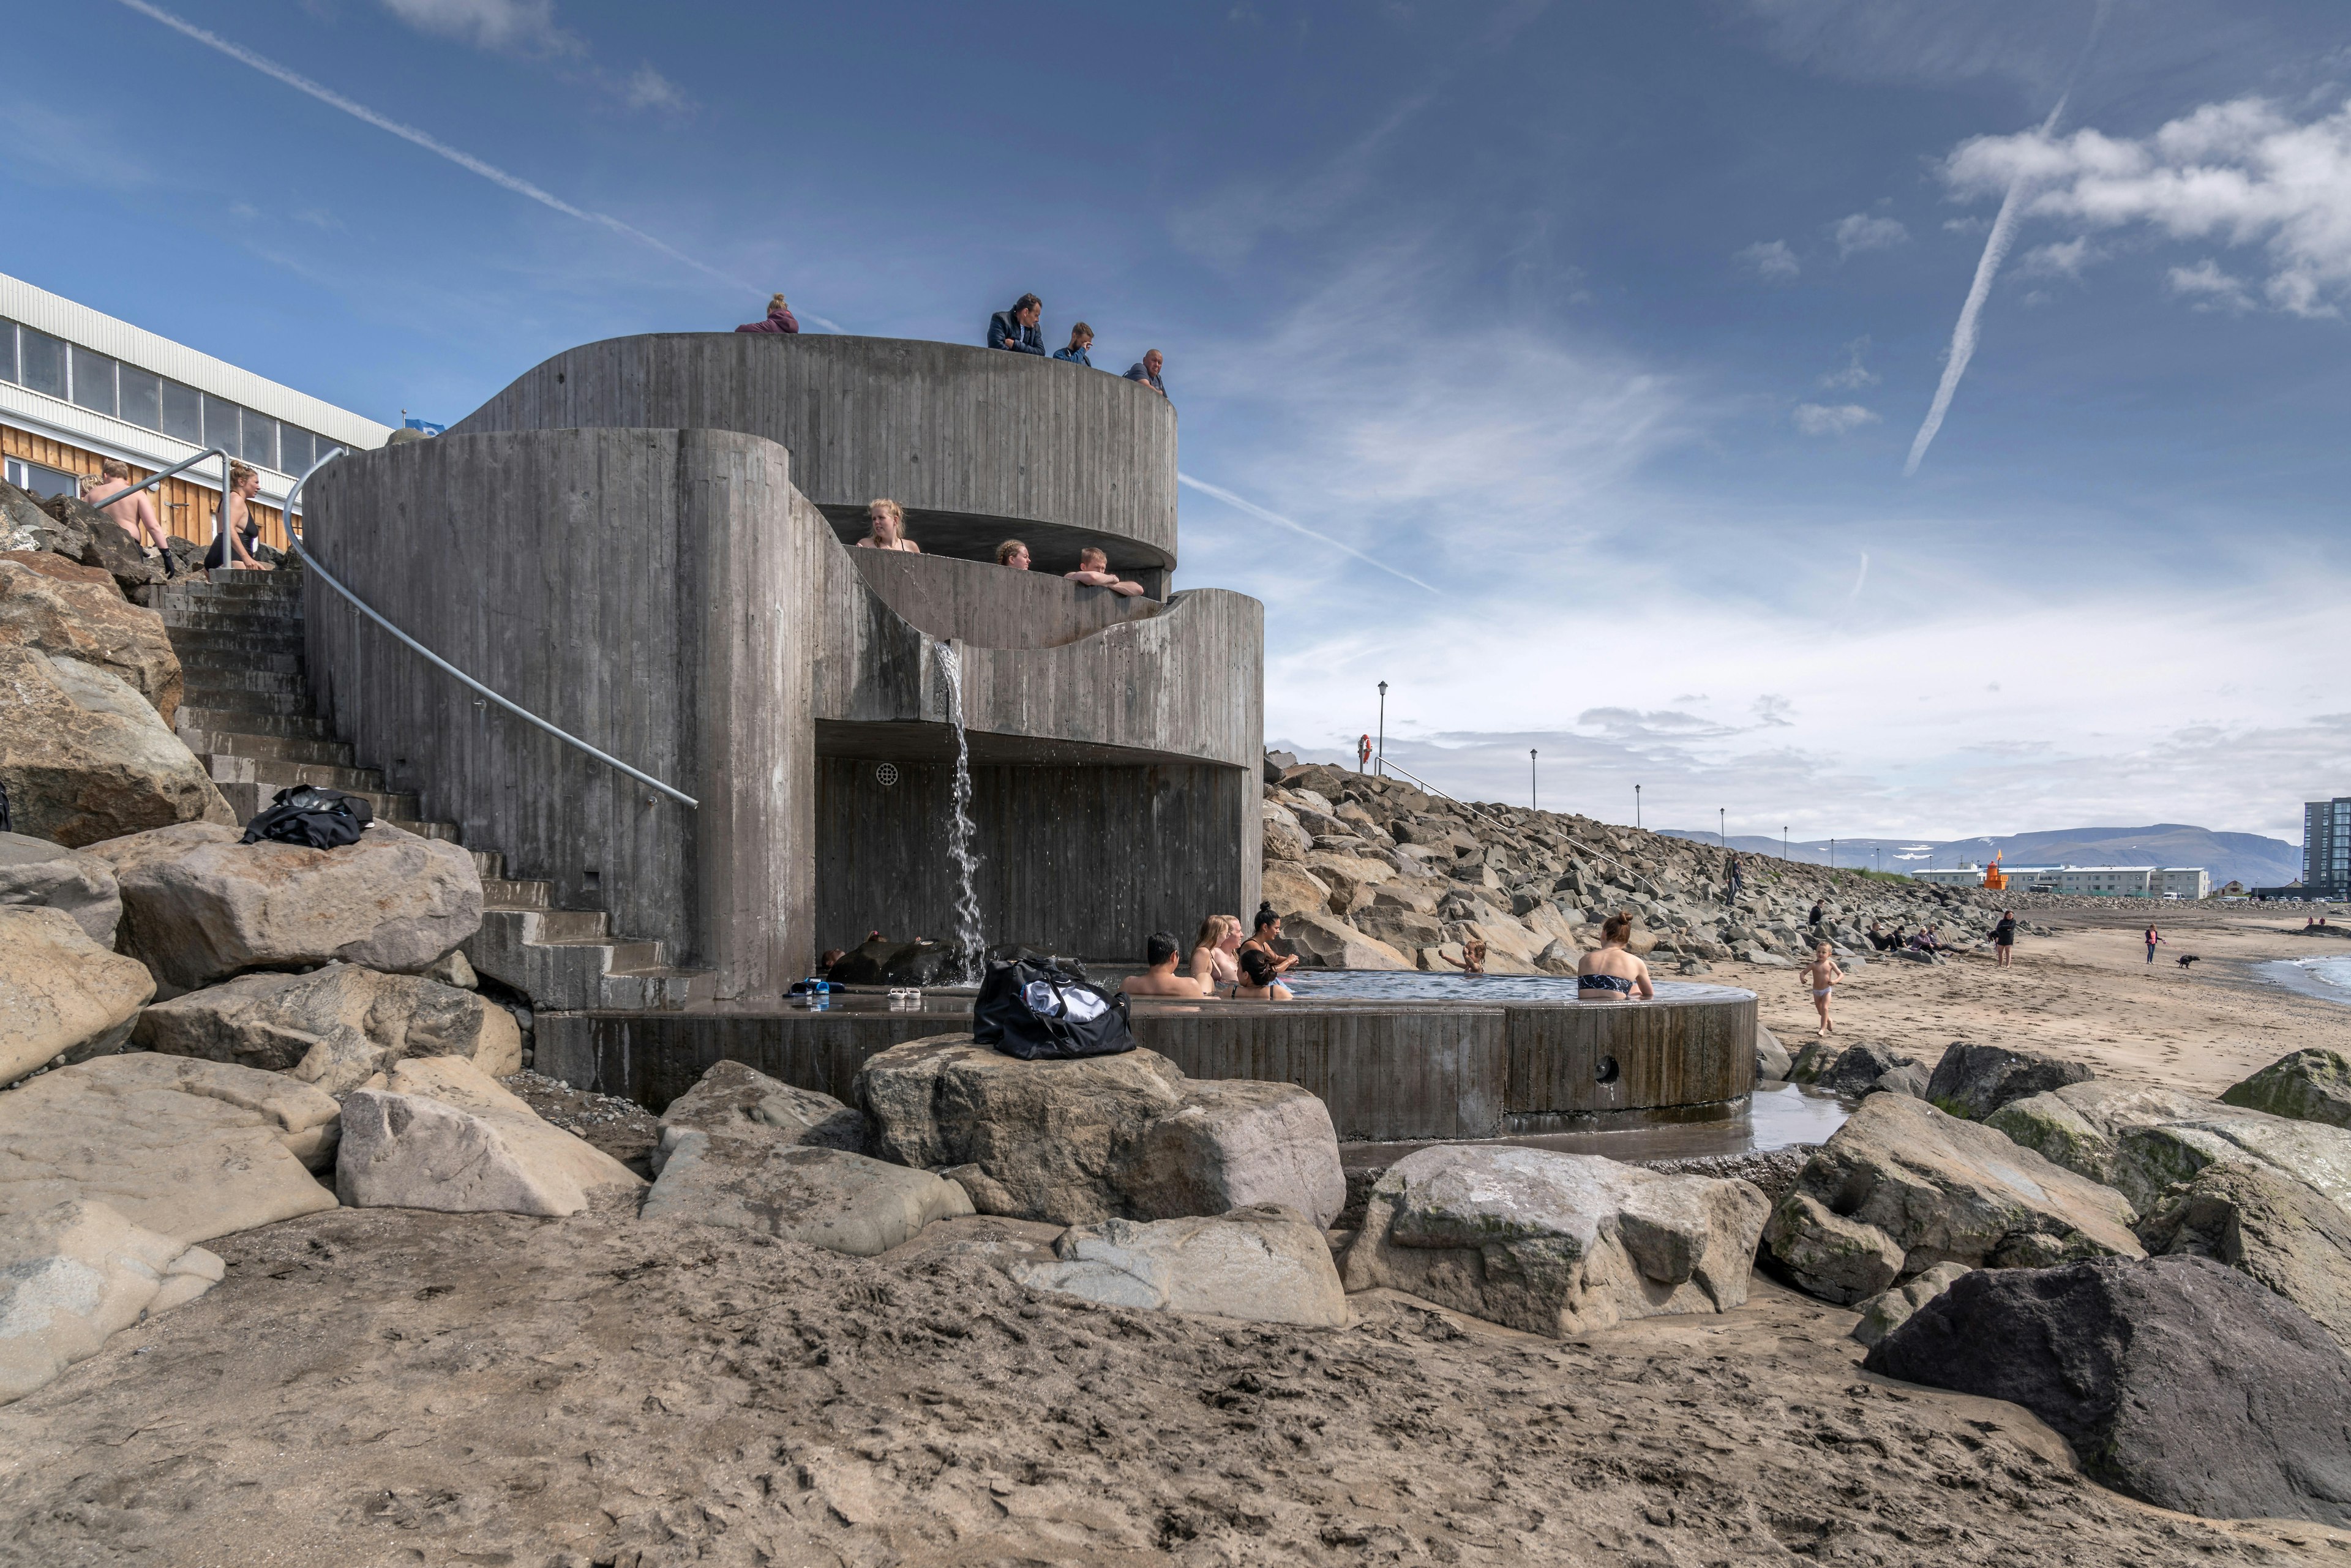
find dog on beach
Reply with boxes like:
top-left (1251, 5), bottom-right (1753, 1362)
top-left (2175, 954), bottom-right (2200, 969)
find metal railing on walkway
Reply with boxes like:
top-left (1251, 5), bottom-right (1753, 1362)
top-left (278, 448), bottom-right (700, 809)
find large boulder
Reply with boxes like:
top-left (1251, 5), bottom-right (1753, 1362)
top-left (1850, 1260), bottom-right (1971, 1348)
top-left (40, 497), bottom-right (166, 596)
top-left (1013, 1206), bottom-right (1348, 1328)
top-left (1865, 1256), bottom-right (2351, 1526)
top-left (1259, 860), bottom-right (1332, 923)
top-left (0, 482), bottom-right (88, 557)
top-left (1989, 1079), bottom-right (2351, 1215)
top-left (0, 559), bottom-right (180, 722)
top-left (2138, 1161), bottom-right (2351, 1352)
top-left (132, 962), bottom-right (522, 1098)
top-left (642, 1138), bottom-right (971, 1255)
top-left (855, 1035), bottom-right (1346, 1228)
top-left (0, 1199), bottom-right (223, 1405)
top-left (0, 1054), bottom-right (340, 1242)
top-left (0, 906), bottom-right (154, 1086)
top-left (0, 648), bottom-right (230, 847)
top-left (1279, 909), bottom-right (1412, 970)
top-left (0, 830), bottom-right (122, 945)
top-left (336, 1056), bottom-right (643, 1217)
top-left (1925, 1040), bottom-right (2093, 1121)
top-left (653, 1058), bottom-right (866, 1158)
top-left (1809, 1042), bottom-right (1925, 1098)
top-left (1987, 1080), bottom-right (2229, 1192)
top-left (2222, 1048), bottom-right (2351, 1130)
top-left (1763, 1094), bottom-right (2141, 1305)
top-left (88, 820), bottom-right (483, 995)
top-left (1341, 1143), bottom-right (1770, 1337)
top-left (1754, 1024), bottom-right (1791, 1082)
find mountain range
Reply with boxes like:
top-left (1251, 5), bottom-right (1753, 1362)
top-left (1655, 825), bottom-right (2301, 892)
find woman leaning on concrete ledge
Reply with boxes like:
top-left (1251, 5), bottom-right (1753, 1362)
top-left (857, 498), bottom-right (920, 553)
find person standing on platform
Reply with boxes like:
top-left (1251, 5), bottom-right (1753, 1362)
top-left (1052, 323), bottom-right (1094, 366)
top-left (1124, 349), bottom-right (1169, 402)
top-left (989, 294), bottom-right (1046, 354)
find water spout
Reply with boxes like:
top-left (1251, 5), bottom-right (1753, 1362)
top-left (934, 642), bottom-right (986, 983)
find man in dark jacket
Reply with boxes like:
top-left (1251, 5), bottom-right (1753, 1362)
top-left (735, 293), bottom-right (799, 334)
top-left (988, 294), bottom-right (1046, 354)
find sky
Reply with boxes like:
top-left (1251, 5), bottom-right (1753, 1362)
top-left (8, 0), bottom-right (2349, 844)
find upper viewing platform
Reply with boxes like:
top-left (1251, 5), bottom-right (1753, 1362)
top-left (450, 332), bottom-right (1179, 586)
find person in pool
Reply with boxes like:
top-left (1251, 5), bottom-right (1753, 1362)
top-left (1239, 904), bottom-right (1300, 977)
top-left (1577, 912), bottom-right (1652, 1002)
top-left (1122, 931), bottom-right (1213, 998)
top-left (1438, 936), bottom-right (1488, 976)
top-left (1190, 913), bottom-right (1243, 995)
top-left (1799, 941), bottom-right (1845, 1035)
top-left (1232, 947), bottom-right (1294, 1000)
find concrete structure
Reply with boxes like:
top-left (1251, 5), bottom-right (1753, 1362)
top-left (0, 272), bottom-right (389, 548)
top-left (535, 983), bottom-right (1759, 1144)
top-left (305, 334), bottom-right (1261, 1007)
top-left (2305, 798), bottom-right (2351, 901)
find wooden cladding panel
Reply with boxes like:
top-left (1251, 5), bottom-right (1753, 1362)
top-left (1, 422), bottom-right (289, 549)
top-left (1503, 995), bottom-right (1756, 1115)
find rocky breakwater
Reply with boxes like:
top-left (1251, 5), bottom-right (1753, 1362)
top-left (1259, 760), bottom-right (2031, 973)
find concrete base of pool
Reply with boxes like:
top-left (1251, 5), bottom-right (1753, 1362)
top-left (533, 978), bottom-right (1763, 1146)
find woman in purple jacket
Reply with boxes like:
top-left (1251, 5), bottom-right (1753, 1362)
top-left (734, 294), bottom-right (799, 334)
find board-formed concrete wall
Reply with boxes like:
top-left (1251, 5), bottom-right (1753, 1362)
top-left (451, 333), bottom-right (1178, 578)
top-left (305, 428), bottom-right (816, 1001)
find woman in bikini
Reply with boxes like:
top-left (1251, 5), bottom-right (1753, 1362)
top-left (1232, 947), bottom-right (1294, 1000)
top-left (856, 498), bottom-right (921, 552)
top-left (1800, 942), bottom-right (1845, 1035)
top-left (1575, 912), bottom-right (1653, 1002)
top-left (1189, 913), bottom-right (1243, 996)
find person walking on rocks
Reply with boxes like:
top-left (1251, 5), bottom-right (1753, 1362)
top-left (1799, 942), bottom-right (1845, 1035)
top-left (1723, 852), bottom-right (1744, 904)
top-left (2145, 923), bottom-right (2166, 966)
top-left (1993, 910), bottom-right (2018, 967)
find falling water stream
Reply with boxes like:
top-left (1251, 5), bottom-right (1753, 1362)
top-left (934, 642), bottom-right (987, 983)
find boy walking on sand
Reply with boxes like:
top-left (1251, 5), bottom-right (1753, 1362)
top-left (1799, 942), bottom-right (1843, 1035)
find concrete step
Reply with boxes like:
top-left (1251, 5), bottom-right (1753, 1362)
top-left (176, 648), bottom-right (306, 677)
top-left (175, 707), bottom-right (332, 741)
top-left (181, 729), bottom-right (354, 768)
top-left (167, 626), bottom-right (305, 656)
top-left (157, 606), bottom-right (302, 633)
top-left (463, 909), bottom-right (703, 1011)
top-left (203, 754), bottom-right (385, 795)
top-left (176, 688), bottom-right (312, 719)
top-left (482, 877), bottom-right (551, 909)
top-left (525, 909), bottom-right (610, 943)
top-left (151, 580), bottom-right (302, 606)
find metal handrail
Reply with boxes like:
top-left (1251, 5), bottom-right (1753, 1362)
top-left (84, 446), bottom-right (241, 568)
top-left (279, 448), bottom-right (699, 809)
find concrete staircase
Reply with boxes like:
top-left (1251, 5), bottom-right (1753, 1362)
top-left (154, 567), bottom-right (702, 1010)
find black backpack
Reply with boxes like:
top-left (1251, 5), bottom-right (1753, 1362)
top-left (241, 784), bottom-right (374, 850)
top-left (972, 957), bottom-right (1136, 1062)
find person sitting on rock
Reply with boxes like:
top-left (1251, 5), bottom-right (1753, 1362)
top-left (1190, 913), bottom-right (1243, 996)
top-left (83, 457), bottom-right (172, 568)
top-left (857, 498), bottom-right (920, 552)
top-left (1232, 947), bottom-right (1294, 1000)
top-left (1576, 912), bottom-right (1652, 1002)
top-left (1439, 935), bottom-right (1489, 977)
top-left (1122, 931), bottom-right (1213, 998)
top-left (996, 539), bottom-right (1030, 569)
top-left (1064, 546), bottom-right (1145, 596)
top-left (1239, 902), bottom-right (1300, 977)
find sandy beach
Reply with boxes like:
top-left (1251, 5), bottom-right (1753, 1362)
top-left (1739, 904), bottom-right (2351, 1097)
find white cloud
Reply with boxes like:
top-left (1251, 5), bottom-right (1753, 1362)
top-left (1793, 402), bottom-right (1879, 435)
top-left (624, 64), bottom-right (687, 111)
top-left (2167, 258), bottom-right (2257, 312)
top-left (1820, 335), bottom-right (1878, 388)
top-left (1831, 211), bottom-right (1909, 258)
top-left (1738, 239), bottom-right (1801, 280)
top-left (379, 0), bottom-right (579, 56)
top-left (2020, 235), bottom-right (2098, 277)
top-left (1943, 95), bottom-right (2351, 318)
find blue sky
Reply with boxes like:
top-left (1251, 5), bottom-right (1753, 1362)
top-left (9, 0), bottom-right (2349, 842)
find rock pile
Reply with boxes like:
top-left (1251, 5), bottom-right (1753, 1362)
top-left (1259, 761), bottom-right (2033, 971)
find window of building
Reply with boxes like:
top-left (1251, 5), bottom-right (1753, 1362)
top-left (241, 409), bottom-right (277, 470)
top-left (18, 328), bottom-right (66, 399)
top-left (201, 394), bottom-right (239, 456)
top-left (279, 426), bottom-right (313, 473)
top-left (0, 320), bottom-right (15, 384)
top-left (4, 455), bottom-right (80, 498)
top-left (69, 346), bottom-right (117, 416)
top-left (118, 366), bottom-right (161, 431)
top-left (161, 380), bottom-right (202, 443)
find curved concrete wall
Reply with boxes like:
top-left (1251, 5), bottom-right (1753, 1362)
top-left (850, 549), bottom-right (1161, 650)
top-left (451, 334), bottom-right (1179, 574)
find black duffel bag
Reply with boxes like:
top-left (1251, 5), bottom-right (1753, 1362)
top-left (241, 784), bottom-right (375, 849)
top-left (972, 956), bottom-right (1136, 1061)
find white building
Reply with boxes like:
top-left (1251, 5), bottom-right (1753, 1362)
top-left (2159, 868), bottom-right (2211, 899)
top-left (1, 271), bottom-right (390, 550)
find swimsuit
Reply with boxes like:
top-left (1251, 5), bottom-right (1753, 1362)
top-left (1578, 973), bottom-right (1635, 994)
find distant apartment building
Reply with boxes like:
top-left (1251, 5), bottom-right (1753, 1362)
top-left (1909, 863), bottom-right (2208, 897)
top-left (2307, 798), bottom-right (2351, 901)
top-left (0, 272), bottom-right (389, 552)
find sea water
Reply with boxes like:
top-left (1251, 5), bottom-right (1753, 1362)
top-left (933, 643), bottom-right (988, 984)
top-left (2265, 953), bottom-right (2351, 1003)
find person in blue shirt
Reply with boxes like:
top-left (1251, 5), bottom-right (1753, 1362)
top-left (1052, 323), bottom-right (1094, 366)
top-left (988, 294), bottom-right (1046, 354)
top-left (1123, 349), bottom-right (1168, 403)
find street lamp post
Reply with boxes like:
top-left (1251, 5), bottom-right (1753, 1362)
top-left (1376, 681), bottom-right (1387, 778)
top-left (1719, 807), bottom-right (1725, 848)
top-left (1783, 825), bottom-right (1788, 861)
top-left (1635, 784), bottom-right (1641, 830)
top-left (1829, 838), bottom-right (1836, 872)
top-left (1529, 749), bottom-right (1538, 811)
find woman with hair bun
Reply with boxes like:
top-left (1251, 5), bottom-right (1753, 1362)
top-left (1239, 903), bottom-right (1300, 977)
top-left (1576, 910), bottom-right (1654, 1002)
top-left (1233, 946), bottom-right (1293, 1000)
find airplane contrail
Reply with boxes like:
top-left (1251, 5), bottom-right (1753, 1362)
top-left (1904, 1), bottom-right (2110, 476)
top-left (111, 0), bottom-right (770, 304)
top-left (1177, 474), bottom-right (1440, 594)
top-left (1848, 551), bottom-right (1870, 601)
